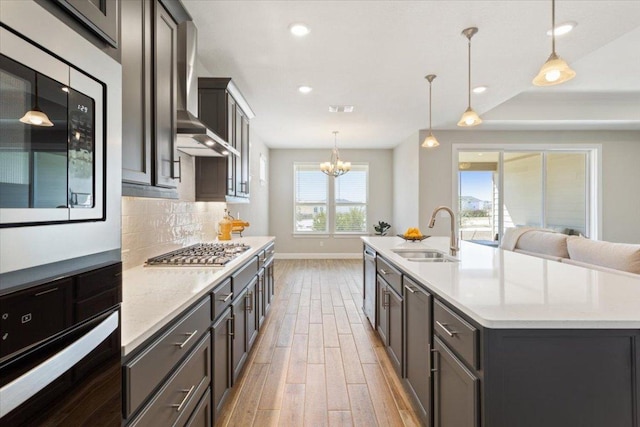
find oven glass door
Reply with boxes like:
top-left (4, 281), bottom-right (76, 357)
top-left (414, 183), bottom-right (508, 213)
top-left (0, 31), bottom-right (104, 226)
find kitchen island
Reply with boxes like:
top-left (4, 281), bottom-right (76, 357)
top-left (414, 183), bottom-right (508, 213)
top-left (120, 236), bottom-right (275, 425)
top-left (362, 236), bottom-right (640, 427)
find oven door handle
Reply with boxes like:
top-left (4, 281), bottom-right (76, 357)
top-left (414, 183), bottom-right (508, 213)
top-left (0, 311), bottom-right (119, 418)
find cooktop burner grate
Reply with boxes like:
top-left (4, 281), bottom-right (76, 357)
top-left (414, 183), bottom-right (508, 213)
top-left (145, 243), bottom-right (251, 266)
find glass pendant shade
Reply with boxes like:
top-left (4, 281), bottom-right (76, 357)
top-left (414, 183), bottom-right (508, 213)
top-left (19, 108), bottom-right (53, 127)
top-left (422, 74), bottom-right (440, 148)
top-left (421, 131), bottom-right (440, 148)
top-left (457, 107), bottom-right (482, 127)
top-left (533, 52), bottom-right (576, 86)
top-left (533, 0), bottom-right (576, 86)
top-left (458, 27), bottom-right (482, 128)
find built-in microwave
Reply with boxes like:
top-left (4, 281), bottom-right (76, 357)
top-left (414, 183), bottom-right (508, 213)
top-left (0, 28), bottom-right (105, 226)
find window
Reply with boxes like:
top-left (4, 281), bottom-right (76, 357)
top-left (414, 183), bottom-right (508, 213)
top-left (456, 147), bottom-right (597, 244)
top-left (293, 163), bottom-right (368, 234)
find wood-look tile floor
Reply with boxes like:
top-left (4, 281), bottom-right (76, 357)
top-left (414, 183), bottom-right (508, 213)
top-left (216, 259), bottom-right (423, 427)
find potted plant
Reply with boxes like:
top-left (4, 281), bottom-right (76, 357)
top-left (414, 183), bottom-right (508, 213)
top-left (374, 221), bottom-right (391, 236)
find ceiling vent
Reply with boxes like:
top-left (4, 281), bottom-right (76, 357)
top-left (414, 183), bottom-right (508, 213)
top-left (329, 105), bottom-right (354, 113)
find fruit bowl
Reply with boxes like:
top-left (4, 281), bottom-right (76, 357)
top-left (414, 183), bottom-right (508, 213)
top-left (397, 234), bottom-right (429, 242)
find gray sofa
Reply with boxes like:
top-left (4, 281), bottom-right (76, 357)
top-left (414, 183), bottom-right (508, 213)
top-left (501, 227), bottom-right (640, 276)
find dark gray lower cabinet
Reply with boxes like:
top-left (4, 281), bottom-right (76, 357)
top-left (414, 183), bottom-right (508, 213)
top-left (212, 307), bottom-right (231, 422)
top-left (404, 277), bottom-right (432, 423)
top-left (257, 268), bottom-right (266, 328)
top-left (433, 336), bottom-right (478, 427)
top-left (387, 285), bottom-right (403, 374)
top-left (246, 277), bottom-right (259, 352)
top-left (484, 329), bottom-right (640, 427)
top-left (129, 334), bottom-right (211, 426)
top-left (376, 275), bottom-right (389, 344)
top-left (185, 388), bottom-right (211, 427)
top-left (231, 288), bottom-right (248, 383)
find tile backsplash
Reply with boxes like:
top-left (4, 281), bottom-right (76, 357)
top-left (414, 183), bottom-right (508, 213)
top-left (121, 196), bottom-right (226, 270)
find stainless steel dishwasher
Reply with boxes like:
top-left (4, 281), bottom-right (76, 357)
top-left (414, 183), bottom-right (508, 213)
top-left (363, 246), bottom-right (376, 328)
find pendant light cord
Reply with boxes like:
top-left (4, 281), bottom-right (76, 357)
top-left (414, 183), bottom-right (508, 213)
top-left (551, 0), bottom-right (556, 54)
top-left (467, 37), bottom-right (471, 108)
top-left (429, 81), bottom-right (432, 131)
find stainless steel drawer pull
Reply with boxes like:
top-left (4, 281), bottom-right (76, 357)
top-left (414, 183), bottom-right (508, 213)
top-left (436, 321), bottom-right (457, 337)
top-left (175, 330), bottom-right (198, 349)
top-left (404, 284), bottom-right (416, 294)
top-left (379, 269), bottom-right (389, 275)
top-left (219, 293), bottom-right (233, 303)
top-left (171, 385), bottom-right (195, 412)
top-left (34, 287), bottom-right (58, 297)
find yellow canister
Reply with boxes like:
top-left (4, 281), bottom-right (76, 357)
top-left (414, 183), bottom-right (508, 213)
top-left (218, 211), bottom-right (232, 241)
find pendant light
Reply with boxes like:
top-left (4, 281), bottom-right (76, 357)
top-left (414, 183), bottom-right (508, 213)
top-left (19, 73), bottom-right (54, 127)
top-left (320, 131), bottom-right (351, 177)
top-left (533, 0), bottom-right (576, 86)
top-left (421, 74), bottom-right (440, 148)
top-left (457, 27), bottom-right (482, 127)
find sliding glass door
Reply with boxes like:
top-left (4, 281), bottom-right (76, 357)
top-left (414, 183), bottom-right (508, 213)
top-left (457, 149), bottom-right (592, 245)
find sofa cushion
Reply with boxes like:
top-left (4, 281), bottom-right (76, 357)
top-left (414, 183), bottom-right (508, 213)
top-left (562, 258), bottom-right (640, 278)
top-left (567, 237), bottom-right (640, 275)
top-left (515, 230), bottom-right (570, 259)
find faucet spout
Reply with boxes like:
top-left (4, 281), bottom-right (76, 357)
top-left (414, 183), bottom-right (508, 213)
top-left (428, 206), bottom-right (459, 256)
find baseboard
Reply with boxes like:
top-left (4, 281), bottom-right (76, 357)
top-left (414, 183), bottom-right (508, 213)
top-left (275, 252), bottom-right (363, 260)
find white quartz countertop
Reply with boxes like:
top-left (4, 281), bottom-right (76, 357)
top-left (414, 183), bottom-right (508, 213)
top-left (362, 236), bottom-right (640, 329)
top-left (121, 236), bottom-right (275, 356)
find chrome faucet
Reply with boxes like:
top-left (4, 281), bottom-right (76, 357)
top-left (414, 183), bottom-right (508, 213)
top-left (428, 206), bottom-right (459, 256)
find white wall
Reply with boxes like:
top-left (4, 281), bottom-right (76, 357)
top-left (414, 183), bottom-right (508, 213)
top-left (417, 130), bottom-right (640, 243)
top-left (269, 149), bottom-right (393, 256)
top-left (392, 132), bottom-right (420, 234)
top-left (228, 133), bottom-right (270, 236)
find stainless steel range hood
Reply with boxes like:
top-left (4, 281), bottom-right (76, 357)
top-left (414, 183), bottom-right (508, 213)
top-left (176, 21), bottom-right (238, 157)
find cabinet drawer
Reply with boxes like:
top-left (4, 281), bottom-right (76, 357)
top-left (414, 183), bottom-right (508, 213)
top-left (130, 334), bottom-right (211, 427)
top-left (75, 262), bottom-right (122, 300)
top-left (232, 256), bottom-right (258, 295)
top-left (434, 299), bottom-right (478, 369)
top-left (212, 278), bottom-right (233, 321)
top-left (264, 243), bottom-right (275, 263)
top-left (377, 256), bottom-right (402, 295)
top-left (125, 296), bottom-right (211, 417)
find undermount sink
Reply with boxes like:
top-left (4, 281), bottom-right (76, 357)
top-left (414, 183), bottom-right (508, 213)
top-left (391, 248), bottom-right (459, 263)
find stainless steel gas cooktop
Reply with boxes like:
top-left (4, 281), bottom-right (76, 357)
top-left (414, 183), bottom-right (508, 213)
top-left (145, 243), bottom-right (250, 266)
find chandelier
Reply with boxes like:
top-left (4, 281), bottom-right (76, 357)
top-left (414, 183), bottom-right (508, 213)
top-left (320, 131), bottom-right (351, 177)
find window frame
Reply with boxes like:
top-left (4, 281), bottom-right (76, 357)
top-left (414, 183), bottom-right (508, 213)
top-left (292, 162), bottom-right (370, 236)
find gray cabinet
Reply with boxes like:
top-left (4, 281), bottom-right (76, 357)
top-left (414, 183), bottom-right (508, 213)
top-left (121, 0), bottom-right (178, 195)
top-left (387, 285), bottom-right (403, 374)
top-left (376, 275), bottom-right (389, 345)
top-left (196, 78), bottom-right (252, 202)
top-left (246, 277), bottom-right (259, 352)
top-left (231, 287), bottom-right (248, 383)
top-left (404, 277), bottom-right (432, 423)
top-left (363, 245), bottom-right (376, 328)
top-left (185, 389), bottom-right (212, 427)
top-left (52, 0), bottom-right (119, 48)
top-left (153, 2), bottom-right (178, 188)
top-left (433, 336), bottom-right (479, 427)
top-left (212, 307), bottom-right (231, 422)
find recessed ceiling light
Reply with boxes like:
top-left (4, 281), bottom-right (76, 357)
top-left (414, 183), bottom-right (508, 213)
top-left (289, 23), bottom-right (310, 37)
top-left (329, 105), bottom-right (354, 113)
top-left (205, 140), bottom-right (214, 147)
top-left (473, 86), bottom-right (488, 94)
top-left (547, 21), bottom-right (577, 36)
top-left (298, 85), bottom-right (313, 94)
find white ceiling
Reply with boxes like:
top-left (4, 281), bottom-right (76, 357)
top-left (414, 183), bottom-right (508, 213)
top-left (183, 1), bottom-right (640, 149)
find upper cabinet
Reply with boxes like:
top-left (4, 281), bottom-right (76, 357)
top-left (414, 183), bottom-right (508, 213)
top-left (196, 78), bottom-right (254, 202)
top-left (121, 0), bottom-right (179, 197)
